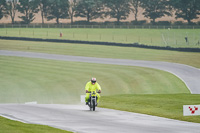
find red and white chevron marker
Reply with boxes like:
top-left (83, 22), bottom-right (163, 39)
top-left (183, 105), bottom-right (200, 116)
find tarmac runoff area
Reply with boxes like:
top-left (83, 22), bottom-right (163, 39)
top-left (0, 50), bottom-right (200, 133)
top-left (1, 104), bottom-right (200, 133)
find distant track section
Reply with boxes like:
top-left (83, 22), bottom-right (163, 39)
top-left (0, 50), bottom-right (200, 94)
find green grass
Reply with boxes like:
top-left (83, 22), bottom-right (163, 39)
top-left (0, 116), bottom-right (72, 133)
top-left (99, 94), bottom-right (200, 123)
top-left (0, 28), bottom-right (200, 47)
top-left (0, 29), bottom-right (199, 132)
top-left (0, 39), bottom-right (200, 68)
top-left (0, 56), bottom-right (189, 103)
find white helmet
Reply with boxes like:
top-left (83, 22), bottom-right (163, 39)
top-left (91, 77), bottom-right (96, 84)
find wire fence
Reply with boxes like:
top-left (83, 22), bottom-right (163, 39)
top-left (0, 24), bottom-right (200, 48)
top-left (161, 31), bottom-right (200, 46)
top-left (0, 24), bottom-right (200, 29)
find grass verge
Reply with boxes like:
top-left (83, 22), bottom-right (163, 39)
top-left (0, 56), bottom-right (189, 103)
top-left (0, 116), bottom-right (72, 133)
top-left (99, 94), bottom-right (200, 123)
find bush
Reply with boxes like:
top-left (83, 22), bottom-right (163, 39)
top-left (173, 21), bottom-right (185, 25)
top-left (156, 21), bottom-right (171, 25)
top-left (73, 21), bottom-right (92, 25)
top-left (188, 22), bottom-right (197, 25)
top-left (104, 21), bottom-right (114, 25)
top-left (103, 21), bottom-right (130, 25)
top-left (131, 20), bottom-right (147, 25)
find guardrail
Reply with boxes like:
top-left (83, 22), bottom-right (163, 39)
top-left (0, 24), bottom-right (200, 29)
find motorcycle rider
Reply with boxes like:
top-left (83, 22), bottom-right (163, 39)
top-left (85, 77), bottom-right (101, 105)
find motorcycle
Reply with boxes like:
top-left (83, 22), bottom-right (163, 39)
top-left (88, 91), bottom-right (98, 111)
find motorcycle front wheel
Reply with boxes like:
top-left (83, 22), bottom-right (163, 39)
top-left (92, 99), bottom-right (95, 111)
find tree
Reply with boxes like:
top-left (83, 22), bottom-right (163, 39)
top-left (0, 0), bottom-right (6, 20)
top-left (69, 0), bottom-right (78, 24)
top-left (36, 0), bottom-right (48, 24)
top-left (46, 0), bottom-right (69, 24)
top-left (130, 0), bottom-right (142, 22)
top-left (6, 0), bottom-right (18, 24)
top-left (104, 0), bottom-right (131, 24)
top-left (75, 0), bottom-right (104, 23)
top-left (140, 0), bottom-right (172, 24)
top-left (17, 0), bottom-right (39, 24)
top-left (170, 0), bottom-right (200, 24)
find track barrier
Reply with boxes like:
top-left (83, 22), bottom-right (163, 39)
top-left (0, 36), bottom-right (200, 52)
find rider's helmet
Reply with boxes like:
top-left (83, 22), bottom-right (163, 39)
top-left (91, 77), bottom-right (96, 85)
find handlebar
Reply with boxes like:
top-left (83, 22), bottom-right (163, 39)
top-left (86, 91), bottom-right (101, 93)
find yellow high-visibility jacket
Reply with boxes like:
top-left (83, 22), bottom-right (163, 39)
top-left (85, 81), bottom-right (101, 92)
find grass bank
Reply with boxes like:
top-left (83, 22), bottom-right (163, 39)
top-left (99, 94), bottom-right (200, 123)
top-left (0, 116), bottom-right (72, 133)
top-left (0, 39), bottom-right (200, 68)
top-left (0, 56), bottom-right (189, 103)
top-left (0, 28), bottom-right (200, 47)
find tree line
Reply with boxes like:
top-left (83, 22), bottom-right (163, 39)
top-left (0, 0), bottom-right (200, 25)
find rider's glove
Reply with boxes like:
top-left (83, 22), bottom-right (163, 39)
top-left (86, 90), bottom-right (89, 93)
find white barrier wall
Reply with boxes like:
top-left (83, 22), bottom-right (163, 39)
top-left (183, 105), bottom-right (200, 116)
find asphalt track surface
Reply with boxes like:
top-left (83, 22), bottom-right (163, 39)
top-left (1, 104), bottom-right (200, 133)
top-left (0, 50), bottom-right (200, 133)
